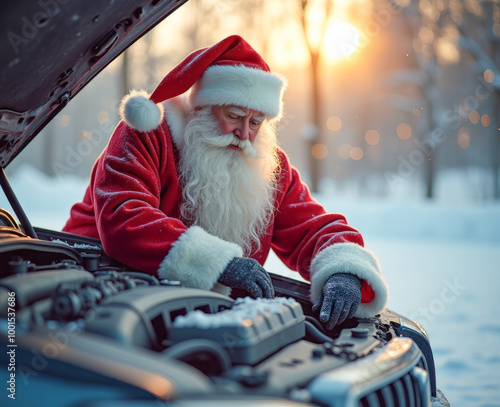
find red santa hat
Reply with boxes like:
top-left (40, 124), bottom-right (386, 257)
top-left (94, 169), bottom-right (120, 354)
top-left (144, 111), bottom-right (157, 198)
top-left (120, 35), bottom-right (287, 132)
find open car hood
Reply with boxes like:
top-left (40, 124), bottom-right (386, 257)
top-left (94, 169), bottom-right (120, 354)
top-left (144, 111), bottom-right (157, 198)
top-left (0, 0), bottom-right (188, 168)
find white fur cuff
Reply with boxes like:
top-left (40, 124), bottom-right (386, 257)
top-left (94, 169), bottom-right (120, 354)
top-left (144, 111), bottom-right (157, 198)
top-left (157, 226), bottom-right (243, 293)
top-left (310, 243), bottom-right (389, 318)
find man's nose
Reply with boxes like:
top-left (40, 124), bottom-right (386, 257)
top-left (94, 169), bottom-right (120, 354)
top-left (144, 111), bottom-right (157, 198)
top-left (233, 120), bottom-right (250, 140)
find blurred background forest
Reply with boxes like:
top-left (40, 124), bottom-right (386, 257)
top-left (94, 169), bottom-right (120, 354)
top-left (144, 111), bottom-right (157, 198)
top-left (7, 0), bottom-right (500, 203)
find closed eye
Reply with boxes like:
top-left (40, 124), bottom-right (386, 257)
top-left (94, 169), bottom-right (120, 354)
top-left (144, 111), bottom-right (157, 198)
top-left (250, 117), bottom-right (264, 128)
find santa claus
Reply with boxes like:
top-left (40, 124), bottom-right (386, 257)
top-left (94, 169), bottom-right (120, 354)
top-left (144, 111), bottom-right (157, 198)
top-left (63, 35), bottom-right (389, 329)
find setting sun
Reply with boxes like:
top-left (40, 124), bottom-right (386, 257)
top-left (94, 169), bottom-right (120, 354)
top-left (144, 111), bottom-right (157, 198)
top-left (324, 21), bottom-right (360, 62)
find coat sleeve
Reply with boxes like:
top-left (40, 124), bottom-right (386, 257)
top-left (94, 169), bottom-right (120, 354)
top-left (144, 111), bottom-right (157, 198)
top-left (91, 121), bottom-right (241, 292)
top-left (271, 150), bottom-right (389, 317)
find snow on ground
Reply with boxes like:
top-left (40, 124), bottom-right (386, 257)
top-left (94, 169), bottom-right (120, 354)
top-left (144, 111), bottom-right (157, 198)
top-left (267, 194), bottom-right (500, 407)
top-left (2, 165), bottom-right (500, 407)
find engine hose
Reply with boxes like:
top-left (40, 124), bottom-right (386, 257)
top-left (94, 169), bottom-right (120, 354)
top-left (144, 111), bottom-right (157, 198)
top-left (162, 339), bottom-right (232, 375)
top-left (305, 315), bottom-right (324, 332)
top-left (305, 320), bottom-right (334, 344)
top-left (120, 271), bottom-right (160, 286)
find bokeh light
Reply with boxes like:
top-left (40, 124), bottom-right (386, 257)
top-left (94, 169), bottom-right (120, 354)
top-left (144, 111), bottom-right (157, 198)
top-left (397, 123), bottom-right (412, 140)
top-left (469, 111), bottom-right (480, 124)
top-left (326, 116), bottom-right (342, 131)
top-left (350, 147), bottom-right (364, 160)
top-left (458, 128), bottom-right (470, 149)
top-left (484, 69), bottom-right (494, 83)
top-left (312, 143), bottom-right (328, 159)
top-left (58, 115), bottom-right (70, 128)
top-left (98, 111), bottom-right (110, 124)
top-left (81, 131), bottom-right (92, 141)
top-left (365, 129), bottom-right (380, 146)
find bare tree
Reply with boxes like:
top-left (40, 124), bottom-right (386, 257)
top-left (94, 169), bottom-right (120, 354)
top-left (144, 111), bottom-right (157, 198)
top-left (381, 0), bottom-right (454, 199)
top-left (380, 0), bottom-right (499, 199)
top-left (457, 0), bottom-right (500, 199)
top-left (298, 0), bottom-right (335, 192)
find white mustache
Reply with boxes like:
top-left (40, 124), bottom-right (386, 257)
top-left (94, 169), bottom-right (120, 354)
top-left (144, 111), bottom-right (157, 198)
top-left (205, 133), bottom-right (260, 159)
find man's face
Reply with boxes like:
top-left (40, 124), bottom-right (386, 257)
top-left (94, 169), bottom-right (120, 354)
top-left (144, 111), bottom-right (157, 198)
top-left (211, 105), bottom-right (265, 148)
top-left (180, 105), bottom-right (278, 255)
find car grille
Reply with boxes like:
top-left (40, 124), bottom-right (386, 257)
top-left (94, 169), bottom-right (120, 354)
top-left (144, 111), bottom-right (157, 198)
top-left (309, 337), bottom-right (431, 407)
top-left (359, 358), bottom-right (429, 407)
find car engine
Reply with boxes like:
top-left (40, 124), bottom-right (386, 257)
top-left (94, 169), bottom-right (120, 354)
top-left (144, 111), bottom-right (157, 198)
top-left (0, 211), bottom-right (438, 406)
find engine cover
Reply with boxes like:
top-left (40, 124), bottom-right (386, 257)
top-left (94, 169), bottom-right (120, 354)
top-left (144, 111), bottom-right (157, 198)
top-left (170, 297), bottom-right (305, 365)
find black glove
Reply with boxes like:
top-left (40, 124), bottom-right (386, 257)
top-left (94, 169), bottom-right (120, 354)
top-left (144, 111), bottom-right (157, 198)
top-left (218, 257), bottom-right (275, 299)
top-left (312, 273), bottom-right (362, 330)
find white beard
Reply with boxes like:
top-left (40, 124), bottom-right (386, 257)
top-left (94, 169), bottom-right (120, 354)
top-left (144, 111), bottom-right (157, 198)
top-left (178, 107), bottom-right (279, 256)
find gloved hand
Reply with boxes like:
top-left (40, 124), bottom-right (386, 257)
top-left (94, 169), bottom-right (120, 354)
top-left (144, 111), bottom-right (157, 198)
top-left (218, 257), bottom-right (275, 299)
top-left (312, 273), bottom-right (362, 330)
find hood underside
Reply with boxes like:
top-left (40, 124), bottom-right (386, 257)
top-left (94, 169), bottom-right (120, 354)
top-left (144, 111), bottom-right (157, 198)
top-left (0, 0), bottom-right (188, 168)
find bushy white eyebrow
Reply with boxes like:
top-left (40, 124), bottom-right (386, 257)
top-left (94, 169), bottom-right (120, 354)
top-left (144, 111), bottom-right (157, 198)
top-left (227, 107), bottom-right (265, 122)
top-left (227, 107), bottom-right (246, 116)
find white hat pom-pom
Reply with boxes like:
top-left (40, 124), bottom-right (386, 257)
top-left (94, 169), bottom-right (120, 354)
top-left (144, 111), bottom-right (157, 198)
top-left (119, 90), bottom-right (164, 132)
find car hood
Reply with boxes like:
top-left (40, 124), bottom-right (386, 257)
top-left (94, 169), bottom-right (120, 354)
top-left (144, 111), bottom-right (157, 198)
top-left (0, 0), bottom-right (188, 168)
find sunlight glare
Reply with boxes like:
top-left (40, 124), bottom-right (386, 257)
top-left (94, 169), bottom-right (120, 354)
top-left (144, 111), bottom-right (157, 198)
top-left (324, 22), bottom-right (360, 62)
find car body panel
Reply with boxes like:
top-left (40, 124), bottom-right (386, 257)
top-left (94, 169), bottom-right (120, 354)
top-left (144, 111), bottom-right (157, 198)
top-left (0, 0), bottom-right (188, 167)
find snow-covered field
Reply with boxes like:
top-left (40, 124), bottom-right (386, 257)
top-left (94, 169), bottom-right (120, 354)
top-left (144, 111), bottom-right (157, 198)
top-left (269, 193), bottom-right (500, 407)
top-left (2, 165), bottom-right (500, 407)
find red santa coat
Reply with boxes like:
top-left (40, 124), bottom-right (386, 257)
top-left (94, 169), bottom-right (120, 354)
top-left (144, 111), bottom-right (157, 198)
top-left (64, 97), bottom-right (388, 318)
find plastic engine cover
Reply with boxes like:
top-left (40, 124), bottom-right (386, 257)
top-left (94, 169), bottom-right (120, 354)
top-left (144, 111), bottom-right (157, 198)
top-left (170, 297), bottom-right (305, 365)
